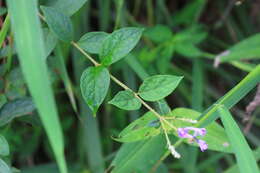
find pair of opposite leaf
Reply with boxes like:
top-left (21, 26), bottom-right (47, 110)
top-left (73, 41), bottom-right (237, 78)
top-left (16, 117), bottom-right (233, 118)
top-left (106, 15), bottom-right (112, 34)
top-left (79, 28), bottom-right (183, 115)
top-left (40, 5), bottom-right (183, 115)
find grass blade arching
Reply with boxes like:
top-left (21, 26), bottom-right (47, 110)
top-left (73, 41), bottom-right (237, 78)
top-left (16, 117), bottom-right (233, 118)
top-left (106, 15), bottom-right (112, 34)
top-left (7, 0), bottom-right (67, 172)
top-left (218, 106), bottom-right (259, 173)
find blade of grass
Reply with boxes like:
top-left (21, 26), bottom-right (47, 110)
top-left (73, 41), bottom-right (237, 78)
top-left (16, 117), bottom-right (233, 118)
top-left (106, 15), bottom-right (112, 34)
top-left (3, 34), bottom-right (13, 74)
top-left (202, 52), bottom-right (256, 72)
top-left (0, 14), bottom-right (10, 47)
top-left (192, 59), bottom-right (204, 111)
top-left (7, 1), bottom-right (67, 172)
top-left (54, 43), bottom-right (77, 113)
top-left (184, 58), bottom-right (204, 173)
top-left (157, 0), bottom-right (173, 26)
top-left (224, 147), bottom-right (260, 173)
top-left (218, 106), bottom-right (259, 173)
top-left (98, 0), bottom-right (111, 30)
top-left (147, 0), bottom-right (154, 26)
top-left (114, 0), bottom-right (124, 29)
top-left (198, 64), bottom-right (260, 127)
top-left (125, 55), bottom-right (149, 79)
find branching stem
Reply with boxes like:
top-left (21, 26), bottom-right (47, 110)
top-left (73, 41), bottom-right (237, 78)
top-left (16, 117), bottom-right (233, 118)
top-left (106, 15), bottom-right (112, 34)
top-left (71, 41), bottom-right (177, 130)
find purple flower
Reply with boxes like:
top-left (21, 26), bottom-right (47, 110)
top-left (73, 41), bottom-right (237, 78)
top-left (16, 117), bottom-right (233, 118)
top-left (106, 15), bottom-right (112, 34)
top-left (197, 139), bottom-right (208, 152)
top-left (177, 128), bottom-right (192, 138)
top-left (178, 127), bottom-right (206, 137)
top-left (195, 128), bottom-right (206, 136)
top-left (177, 127), bottom-right (208, 152)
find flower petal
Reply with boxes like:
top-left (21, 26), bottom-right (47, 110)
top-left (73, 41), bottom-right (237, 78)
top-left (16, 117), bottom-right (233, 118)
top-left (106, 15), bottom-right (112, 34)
top-left (197, 139), bottom-right (208, 152)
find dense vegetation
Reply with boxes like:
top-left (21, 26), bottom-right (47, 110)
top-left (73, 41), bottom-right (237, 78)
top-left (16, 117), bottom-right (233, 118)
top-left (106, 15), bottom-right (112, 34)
top-left (0, 0), bottom-right (259, 173)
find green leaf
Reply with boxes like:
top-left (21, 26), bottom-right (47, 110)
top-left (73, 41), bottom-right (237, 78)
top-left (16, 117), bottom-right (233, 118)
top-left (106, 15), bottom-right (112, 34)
top-left (77, 32), bottom-right (109, 54)
top-left (8, 0), bottom-right (68, 172)
top-left (0, 135), bottom-right (9, 156)
top-left (173, 25), bottom-right (207, 44)
top-left (0, 95), bottom-right (7, 108)
top-left (173, 0), bottom-right (206, 26)
top-left (0, 98), bottom-right (35, 126)
top-left (41, 6), bottom-right (73, 42)
top-left (0, 159), bottom-right (11, 173)
top-left (175, 43), bottom-right (202, 57)
top-left (109, 90), bottom-right (141, 110)
top-left (80, 66), bottom-right (110, 115)
top-left (173, 26), bottom-right (206, 58)
top-left (5, 67), bottom-right (26, 100)
top-left (218, 106), bottom-right (259, 173)
top-left (120, 65), bottom-right (260, 170)
top-left (116, 107), bottom-right (231, 153)
top-left (138, 75), bottom-right (183, 101)
top-left (53, 0), bottom-right (88, 16)
top-left (144, 25), bottom-right (172, 43)
top-left (100, 27), bottom-right (144, 66)
top-left (43, 28), bottom-right (58, 59)
top-left (217, 34), bottom-right (260, 62)
top-left (155, 99), bottom-right (171, 115)
top-left (111, 135), bottom-right (167, 173)
top-left (73, 24), bottom-right (106, 172)
top-left (115, 111), bottom-right (160, 142)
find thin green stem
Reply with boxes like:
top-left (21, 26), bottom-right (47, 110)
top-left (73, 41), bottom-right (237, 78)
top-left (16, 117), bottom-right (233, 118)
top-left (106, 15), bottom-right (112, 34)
top-left (71, 41), bottom-right (178, 135)
top-left (71, 41), bottom-right (100, 66)
top-left (39, 12), bottom-right (171, 127)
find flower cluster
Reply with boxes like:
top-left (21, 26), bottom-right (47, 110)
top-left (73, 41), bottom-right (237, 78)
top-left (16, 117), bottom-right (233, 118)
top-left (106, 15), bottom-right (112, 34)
top-left (162, 117), bottom-right (208, 159)
top-left (177, 127), bottom-right (208, 152)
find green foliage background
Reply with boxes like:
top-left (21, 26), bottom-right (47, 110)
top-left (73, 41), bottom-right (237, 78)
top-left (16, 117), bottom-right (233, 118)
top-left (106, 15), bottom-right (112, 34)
top-left (0, 0), bottom-right (259, 173)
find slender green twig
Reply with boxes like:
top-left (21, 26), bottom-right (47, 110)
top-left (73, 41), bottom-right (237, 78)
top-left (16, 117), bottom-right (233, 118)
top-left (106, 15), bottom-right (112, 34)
top-left (71, 41), bottom-right (177, 131)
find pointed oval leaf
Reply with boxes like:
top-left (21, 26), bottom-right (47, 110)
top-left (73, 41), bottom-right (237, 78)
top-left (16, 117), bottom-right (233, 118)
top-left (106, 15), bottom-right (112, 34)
top-left (144, 25), bottom-right (172, 43)
top-left (41, 6), bottom-right (73, 42)
top-left (53, 0), bottom-right (88, 16)
top-left (175, 43), bottom-right (202, 57)
top-left (43, 28), bottom-right (58, 59)
top-left (138, 75), bottom-right (183, 101)
top-left (78, 32), bottom-right (109, 54)
top-left (0, 159), bottom-right (11, 173)
top-left (115, 111), bottom-right (160, 142)
top-left (219, 34), bottom-right (260, 62)
top-left (80, 66), bottom-right (110, 115)
top-left (109, 90), bottom-right (141, 111)
top-left (100, 27), bottom-right (144, 66)
top-left (0, 135), bottom-right (9, 156)
top-left (0, 98), bottom-right (35, 126)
